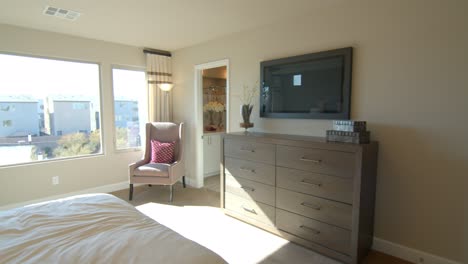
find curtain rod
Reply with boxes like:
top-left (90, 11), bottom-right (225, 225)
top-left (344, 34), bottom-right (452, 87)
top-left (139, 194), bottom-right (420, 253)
top-left (143, 48), bottom-right (171, 57)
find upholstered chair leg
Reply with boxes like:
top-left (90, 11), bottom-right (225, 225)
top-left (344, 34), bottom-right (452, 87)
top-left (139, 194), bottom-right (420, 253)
top-left (169, 185), bottom-right (173, 202)
top-left (182, 176), bottom-right (186, 188)
top-left (129, 184), bottom-right (134, 201)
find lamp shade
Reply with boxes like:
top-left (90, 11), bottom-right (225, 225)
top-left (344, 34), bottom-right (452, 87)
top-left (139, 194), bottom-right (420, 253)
top-left (158, 83), bottom-right (174, 92)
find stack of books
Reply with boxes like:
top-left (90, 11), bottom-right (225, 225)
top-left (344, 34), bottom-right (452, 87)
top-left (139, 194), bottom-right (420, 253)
top-left (326, 121), bottom-right (370, 144)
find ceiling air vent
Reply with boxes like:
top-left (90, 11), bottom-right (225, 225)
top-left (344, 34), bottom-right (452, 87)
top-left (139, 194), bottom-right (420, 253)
top-left (43, 6), bottom-right (81, 21)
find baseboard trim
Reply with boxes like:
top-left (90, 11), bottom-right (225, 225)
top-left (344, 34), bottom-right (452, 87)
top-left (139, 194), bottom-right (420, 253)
top-left (0, 181), bottom-right (130, 211)
top-left (204, 171), bottom-right (219, 178)
top-left (0, 178), bottom-right (201, 211)
top-left (185, 177), bottom-right (202, 188)
top-left (372, 237), bottom-right (462, 264)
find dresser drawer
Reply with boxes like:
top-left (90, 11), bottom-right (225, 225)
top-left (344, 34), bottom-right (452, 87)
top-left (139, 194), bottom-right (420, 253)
top-left (225, 157), bottom-right (275, 185)
top-left (276, 188), bottom-right (352, 229)
top-left (277, 145), bottom-right (356, 178)
top-left (225, 174), bottom-right (275, 206)
top-left (225, 193), bottom-right (275, 226)
top-left (276, 209), bottom-right (351, 255)
top-left (277, 167), bottom-right (353, 204)
top-left (224, 139), bottom-right (275, 165)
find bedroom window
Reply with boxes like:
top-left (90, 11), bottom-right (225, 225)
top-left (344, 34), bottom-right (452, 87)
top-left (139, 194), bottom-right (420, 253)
top-left (112, 67), bottom-right (147, 151)
top-left (3, 120), bottom-right (12, 127)
top-left (0, 53), bottom-right (102, 167)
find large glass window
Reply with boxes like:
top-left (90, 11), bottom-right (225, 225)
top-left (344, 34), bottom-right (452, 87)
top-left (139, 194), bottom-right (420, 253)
top-left (0, 53), bottom-right (102, 166)
top-left (112, 68), bottom-right (147, 150)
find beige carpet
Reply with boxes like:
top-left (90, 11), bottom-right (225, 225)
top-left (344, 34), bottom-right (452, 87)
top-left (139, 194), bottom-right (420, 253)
top-left (111, 184), bottom-right (339, 264)
top-left (204, 175), bottom-right (221, 193)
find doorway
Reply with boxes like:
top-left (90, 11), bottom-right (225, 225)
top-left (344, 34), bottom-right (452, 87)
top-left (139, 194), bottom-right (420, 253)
top-left (194, 60), bottom-right (229, 191)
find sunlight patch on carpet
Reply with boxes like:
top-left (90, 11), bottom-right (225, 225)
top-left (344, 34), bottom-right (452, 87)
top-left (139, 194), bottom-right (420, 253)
top-left (136, 202), bottom-right (339, 264)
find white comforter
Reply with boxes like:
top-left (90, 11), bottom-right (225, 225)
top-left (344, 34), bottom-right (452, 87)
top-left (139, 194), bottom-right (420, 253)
top-left (0, 194), bottom-right (226, 264)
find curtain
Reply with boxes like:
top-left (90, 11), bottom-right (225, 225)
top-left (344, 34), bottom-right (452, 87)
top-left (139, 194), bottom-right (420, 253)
top-left (146, 53), bottom-right (172, 122)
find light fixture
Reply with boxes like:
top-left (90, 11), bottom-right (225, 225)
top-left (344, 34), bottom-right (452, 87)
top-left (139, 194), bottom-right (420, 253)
top-left (158, 83), bottom-right (174, 92)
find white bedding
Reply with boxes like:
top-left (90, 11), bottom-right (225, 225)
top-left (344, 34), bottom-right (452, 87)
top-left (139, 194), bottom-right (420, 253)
top-left (0, 194), bottom-right (226, 264)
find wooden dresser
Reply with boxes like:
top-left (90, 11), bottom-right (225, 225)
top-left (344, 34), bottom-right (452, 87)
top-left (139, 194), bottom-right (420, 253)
top-left (220, 132), bottom-right (378, 264)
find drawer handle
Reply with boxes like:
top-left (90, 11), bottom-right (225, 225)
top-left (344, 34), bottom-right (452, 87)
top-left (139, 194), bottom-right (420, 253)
top-left (240, 148), bottom-right (255, 153)
top-left (299, 157), bottom-right (322, 164)
top-left (241, 205), bottom-right (257, 214)
top-left (300, 179), bottom-right (322, 187)
top-left (240, 167), bottom-right (256, 173)
top-left (300, 225), bottom-right (321, 235)
top-left (301, 202), bottom-right (321, 211)
top-left (241, 186), bottom-right (255, 192)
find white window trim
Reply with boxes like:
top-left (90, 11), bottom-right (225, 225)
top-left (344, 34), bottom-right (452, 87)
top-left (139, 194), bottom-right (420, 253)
top-left (110, 65), bottom-right (147, 153)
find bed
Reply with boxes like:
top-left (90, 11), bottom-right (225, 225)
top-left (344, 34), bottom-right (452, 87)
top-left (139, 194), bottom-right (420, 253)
top-left (0, 193), bottom-right (226, 264)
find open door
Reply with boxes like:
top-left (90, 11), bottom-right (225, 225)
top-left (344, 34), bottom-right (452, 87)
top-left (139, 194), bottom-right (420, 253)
top-left (194, 59), bottom-right (229, 190)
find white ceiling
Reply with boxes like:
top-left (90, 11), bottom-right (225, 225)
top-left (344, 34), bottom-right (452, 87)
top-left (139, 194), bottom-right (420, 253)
top-left (0, 0), bottom-right (344, 51)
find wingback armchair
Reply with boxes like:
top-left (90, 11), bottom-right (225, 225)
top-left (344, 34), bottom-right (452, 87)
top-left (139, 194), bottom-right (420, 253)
top-left (129, 122), bottom-right (185, 202)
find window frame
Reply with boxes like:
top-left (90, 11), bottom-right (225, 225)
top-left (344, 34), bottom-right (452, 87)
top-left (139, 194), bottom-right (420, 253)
top-left (0, 51), bottom-right (105, 168)
top-left (3, 120), bottom-right (13, 127)
top-left (110, 65), bottom-right (148, 153)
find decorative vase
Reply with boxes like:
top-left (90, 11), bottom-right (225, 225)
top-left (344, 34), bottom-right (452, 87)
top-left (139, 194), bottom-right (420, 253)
top-left (217, 111), bottom-right (224, 129)
top-left (204, 111), bottom-right (217, 132)
top-left (240, 104), bottom-right (254, 132)
top-left (208, 111), bottom-right (214, 125)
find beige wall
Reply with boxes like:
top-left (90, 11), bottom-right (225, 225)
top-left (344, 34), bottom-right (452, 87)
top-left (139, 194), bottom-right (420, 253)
top-left (172, 0), bottom-right (467, 262)
top-left (0, 24), bottom-right (145, 206)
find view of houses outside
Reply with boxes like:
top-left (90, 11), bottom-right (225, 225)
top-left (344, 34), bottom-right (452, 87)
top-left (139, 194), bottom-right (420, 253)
top-left (112, 68), bottom-right (147, 150)
top-left (0, 55), bottom-right (148, 166)
top-left (114, 99), bottom-right (141, 148)
top-left (0, 96), bottom-right (39, 137)
top-left (44, 96), bottom-right (94, 136)
top-left (0, 53), bottom-right (102, 166)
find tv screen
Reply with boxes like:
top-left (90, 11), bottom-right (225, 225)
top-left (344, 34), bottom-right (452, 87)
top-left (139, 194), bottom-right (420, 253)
top-left (260, 47), bottom-right (352, 119)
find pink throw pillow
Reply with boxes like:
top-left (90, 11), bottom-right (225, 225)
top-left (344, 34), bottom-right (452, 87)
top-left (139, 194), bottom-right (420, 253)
top-left (150, 140), bottom-right (175, 163)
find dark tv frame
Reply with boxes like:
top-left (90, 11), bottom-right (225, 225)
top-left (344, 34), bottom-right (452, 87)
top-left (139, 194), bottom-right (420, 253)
top-left (260, 47), bottom-right (353, 120)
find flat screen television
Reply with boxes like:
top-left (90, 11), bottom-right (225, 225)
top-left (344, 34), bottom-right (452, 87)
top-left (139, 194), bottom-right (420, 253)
top-left (260, 47), bottom-right (352, 119)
